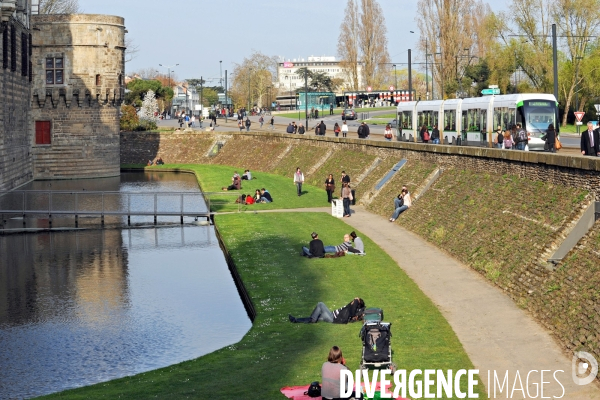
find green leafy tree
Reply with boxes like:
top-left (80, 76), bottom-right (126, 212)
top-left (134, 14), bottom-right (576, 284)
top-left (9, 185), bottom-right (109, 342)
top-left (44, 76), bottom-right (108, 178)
top-left (120, 105), bottom-right (139, 131)
top-left (125, 79), bottom-right (173, 108)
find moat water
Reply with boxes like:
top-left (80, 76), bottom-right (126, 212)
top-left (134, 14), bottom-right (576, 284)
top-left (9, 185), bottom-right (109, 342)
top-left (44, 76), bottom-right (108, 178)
top-left (0, 172), bottom-right (251, 399)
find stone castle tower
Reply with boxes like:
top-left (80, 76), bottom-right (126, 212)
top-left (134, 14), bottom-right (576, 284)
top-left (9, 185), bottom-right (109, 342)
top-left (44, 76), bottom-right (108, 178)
top-left (30, 14), bottom-right (125, 180)
top-left (0, 0), bottom-right (34, 190)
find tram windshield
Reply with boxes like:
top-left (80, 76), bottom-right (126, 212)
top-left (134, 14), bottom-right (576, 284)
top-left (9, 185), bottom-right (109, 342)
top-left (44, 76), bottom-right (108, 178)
top-left (521, 100), bottom-right (558, 135)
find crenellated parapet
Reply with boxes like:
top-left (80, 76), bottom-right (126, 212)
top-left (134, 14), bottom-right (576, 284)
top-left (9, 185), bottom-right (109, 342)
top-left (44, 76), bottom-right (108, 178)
top-left (31, 14), bottom-right (125, 110)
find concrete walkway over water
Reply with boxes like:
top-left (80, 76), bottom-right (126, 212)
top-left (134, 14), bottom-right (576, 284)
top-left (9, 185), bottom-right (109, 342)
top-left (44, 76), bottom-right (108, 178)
top-left (257, 205), bottom-right (600, 398)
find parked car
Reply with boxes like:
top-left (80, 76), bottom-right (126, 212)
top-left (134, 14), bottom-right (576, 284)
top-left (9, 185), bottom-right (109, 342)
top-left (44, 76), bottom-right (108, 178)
top-left (343, 109), bottom-right (357, 120)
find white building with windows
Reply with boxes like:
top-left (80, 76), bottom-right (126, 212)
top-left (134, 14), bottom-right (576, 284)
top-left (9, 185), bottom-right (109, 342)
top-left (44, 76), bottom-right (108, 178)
top-left (276, 56), bottom-right (363, 94)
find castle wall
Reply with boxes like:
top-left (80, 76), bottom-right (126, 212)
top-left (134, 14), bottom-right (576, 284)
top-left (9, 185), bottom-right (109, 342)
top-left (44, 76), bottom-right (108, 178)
top-left (0, 4), bottom-right (33, 190)
top-left (30, 14), bottom-right (125, 180)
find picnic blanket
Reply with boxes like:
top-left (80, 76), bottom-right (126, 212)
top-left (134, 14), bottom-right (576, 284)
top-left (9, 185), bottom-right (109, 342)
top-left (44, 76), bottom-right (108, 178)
top-left (281, 382), bottom-right (408, 399)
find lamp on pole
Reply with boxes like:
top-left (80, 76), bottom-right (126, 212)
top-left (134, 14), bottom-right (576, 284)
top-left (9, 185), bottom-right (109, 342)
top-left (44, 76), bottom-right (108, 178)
top-left (159, 63), bottom-right (179, 88)
top-left (575, 55), bottom-right (584, 135)
top-left (159, 63), bottom-right (178, 116)
top-left (219, 60), bottom-right (222, 88)
top-left (225, 70), bottom-right (228, 123)
top-left (392, 64), bottom-right (398, 91)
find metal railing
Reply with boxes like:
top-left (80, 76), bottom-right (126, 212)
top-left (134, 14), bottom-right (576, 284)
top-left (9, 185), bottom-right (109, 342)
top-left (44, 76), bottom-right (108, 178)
top-left (0, 190), bottom-right (242, 227)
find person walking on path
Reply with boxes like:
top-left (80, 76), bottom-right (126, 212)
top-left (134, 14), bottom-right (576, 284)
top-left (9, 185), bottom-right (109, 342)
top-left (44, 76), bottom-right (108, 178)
top-left (545, 123), bottom-right (557, 153)
top-left (341, 121), bottom-right (348, 138)
top-left (494, 126), bottom-right (503, 149)
top-left (298, 123), bottom-right (305, 134)
top-left (325, 174), bottom-right (336, 203)
top-left (341, 182), bottom-right (353, 217)
top-left (259, 115), bottom-right (264, 128)
top-left (269, 116), bottom-right (275, 130)
top-left (384, 124), bottom-right (393, 141)
top-left (431, 124), bottom-right (440, 144)
top-left (294, 167), bottom-right (304, 197)
top-left (319, 120), bottom-right (326, 136)
top-left (334, 122), bottom-right (341, 137)
top-left (330, 103), bottom-right (334, 115)
top-left (238, 119), bottom-right (244, 132)
top-left (211, 113), bottom-right (217, 127)
top-left (581, 121), bottom-right (600, 156)
top-left (245, 118), bottom-right (251, 131)
top-left (515, 123), bottom-right (528, 151)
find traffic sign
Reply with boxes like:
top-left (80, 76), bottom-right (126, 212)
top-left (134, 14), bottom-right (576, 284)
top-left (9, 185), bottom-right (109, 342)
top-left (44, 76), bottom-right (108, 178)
top-left (574, 111), bottom-right (585, 122)
top-left (594, 104), bottom-right (600, 113)
top-left (389, 85), bottom-right (395, 91)
top-left (481, 88), bottom-right (500, 95)
top-left (367, 86), bottom-right (372, 92)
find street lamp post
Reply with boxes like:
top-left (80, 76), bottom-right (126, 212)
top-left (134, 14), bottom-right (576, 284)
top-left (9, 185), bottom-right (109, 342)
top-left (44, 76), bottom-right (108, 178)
top-left (219, 60), bottom-right (222, 88)
top-left (392, 64), bottom-right (398, 103)
top-left (575, 56), bottom-right (584, 135)
top-left (225, 69), bottom-right (228, 123)
top-left (159, 63), bottom-right (179, 116)
top-left (435, 52), bottom-right (442, 99)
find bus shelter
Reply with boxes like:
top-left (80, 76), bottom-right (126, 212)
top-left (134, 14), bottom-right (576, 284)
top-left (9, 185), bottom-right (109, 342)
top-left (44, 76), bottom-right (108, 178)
top-left (297, 92), bottom-right (335, 113)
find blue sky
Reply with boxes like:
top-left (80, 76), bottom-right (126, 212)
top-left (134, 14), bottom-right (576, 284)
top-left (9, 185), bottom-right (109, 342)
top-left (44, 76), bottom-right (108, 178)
top-left (80, 0), bottom-right (508, 83)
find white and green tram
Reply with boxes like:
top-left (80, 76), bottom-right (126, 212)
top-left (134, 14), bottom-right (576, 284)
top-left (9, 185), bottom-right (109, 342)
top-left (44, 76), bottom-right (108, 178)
top-left (396, 93), bottom-right (559, 146)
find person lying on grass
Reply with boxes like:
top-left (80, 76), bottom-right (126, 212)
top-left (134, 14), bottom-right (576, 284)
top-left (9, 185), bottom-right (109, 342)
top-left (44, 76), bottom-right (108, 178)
top-left (289, 297), bottom-right (365, 324)
top-left (323, 234), bottom-right (362, 254)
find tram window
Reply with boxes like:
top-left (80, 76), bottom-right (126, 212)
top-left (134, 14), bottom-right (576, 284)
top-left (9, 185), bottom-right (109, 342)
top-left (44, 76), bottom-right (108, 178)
top-left (467, 109), bottom-right (480, 131)
top-left (461, 111), bottom-right (467, 132)
top-left (507, 108), bottom-right (516, 128)
top-left (402, 111), bottom-right (412, 129)
top-left (494, 108), bottom-right (502, 130)
top-left (444, 111), bottom-right (456, 131)
top-left (516, 108), bottom-right (524, 125)
top-left (481, 110), bottom-right (487, 131)
top-left (433, 111), bottom-right (439, 128)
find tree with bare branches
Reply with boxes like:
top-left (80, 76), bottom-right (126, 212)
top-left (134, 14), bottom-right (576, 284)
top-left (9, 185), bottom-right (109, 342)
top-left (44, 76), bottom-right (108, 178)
top-left (337, 0), bottom-right (390, 91)
top-left (337, 0), bottom-right (361, 91)
top-left (38, 0), bottom-right (79, 14)
top-left (230, 51), bottom-right (277, 109)
top-left (416, 0), bottom-right (491, 99)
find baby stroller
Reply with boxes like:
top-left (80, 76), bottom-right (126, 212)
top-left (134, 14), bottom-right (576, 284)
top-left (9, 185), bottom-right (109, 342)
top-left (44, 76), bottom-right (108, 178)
top-left (359, 308), bottom-right (394, 371)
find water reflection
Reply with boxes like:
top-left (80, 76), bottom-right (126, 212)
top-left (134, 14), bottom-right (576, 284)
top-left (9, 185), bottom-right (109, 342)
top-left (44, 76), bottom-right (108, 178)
top-left (0, 173), bottom-right (251, 399)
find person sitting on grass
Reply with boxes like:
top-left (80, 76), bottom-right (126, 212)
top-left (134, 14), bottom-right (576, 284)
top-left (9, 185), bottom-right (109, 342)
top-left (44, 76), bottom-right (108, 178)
top-left (260, 188), bottom-right (273, 203)
top-left (301, 232), bottom-right (325, 258)
top-left (242, 169), bottom-right (252, 180)
top-left (350, 231), bottom-right (364, 253)
top-left (389, 187), bottom-right (411, 222)
top-left (253, 189), bottom-right (262, 203)
top-left (155, 157), bottom-right (164, 165)
top-left (245, 194), bottom-right (255, 205)
top-left (289, 297), bottom-right (365, 324)
top-left (324, 234), bottom-right (362, 254)
top-left (322, 346), bottom-right (361, 400)
top-left (147, 159), bottom-right (153, 166)
top-left (222, 172), bottom-right (242, 191)
top-left (235, 194), bottom-right (247, 204)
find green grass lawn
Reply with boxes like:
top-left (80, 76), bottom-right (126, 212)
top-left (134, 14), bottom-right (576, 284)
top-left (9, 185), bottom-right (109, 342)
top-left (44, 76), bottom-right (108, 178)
top-left (41, 212), bottom-right (486, 399)
top-left (123, 164), bottom-right (329, 212)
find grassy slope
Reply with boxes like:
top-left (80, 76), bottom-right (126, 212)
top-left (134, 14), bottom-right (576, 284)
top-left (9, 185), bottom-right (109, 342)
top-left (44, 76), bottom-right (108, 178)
top-left (41, 212), bottom-right (485, 399)
top-left (367, 160), bottom-right (438, 218)
top-left (400, 169), bottom-right (588, 286)
top-left (268, 145), bottom-right (330, 178)
top-left (305, 150), bottom-right (377, 188)
top-left (133, 163), bottom-right (329, 212)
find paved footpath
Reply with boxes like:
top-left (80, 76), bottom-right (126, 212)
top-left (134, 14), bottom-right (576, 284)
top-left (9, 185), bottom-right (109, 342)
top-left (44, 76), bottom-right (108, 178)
top-left (256, 205), bottom-right (600, 398)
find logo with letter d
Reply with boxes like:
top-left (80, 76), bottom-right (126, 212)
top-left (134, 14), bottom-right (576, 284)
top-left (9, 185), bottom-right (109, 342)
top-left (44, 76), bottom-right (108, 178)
top-left (572, 352), bottom-right (598, 386)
